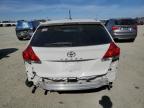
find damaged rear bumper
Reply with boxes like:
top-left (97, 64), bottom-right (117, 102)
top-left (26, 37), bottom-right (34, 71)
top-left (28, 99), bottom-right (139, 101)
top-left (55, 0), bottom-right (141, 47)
top-left (38, 78), bottom-right (109, 91)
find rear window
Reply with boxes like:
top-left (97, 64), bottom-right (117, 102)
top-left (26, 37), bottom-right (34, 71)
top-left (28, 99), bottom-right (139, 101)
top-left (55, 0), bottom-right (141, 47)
top-left (17, 22), bottom-right (29, 28)
top-left (30, 24), bottom-right (112, 47)
top-left (115, 19), bottom-right (136, 25)
top-left (31, 21), bottom-right (40, 28)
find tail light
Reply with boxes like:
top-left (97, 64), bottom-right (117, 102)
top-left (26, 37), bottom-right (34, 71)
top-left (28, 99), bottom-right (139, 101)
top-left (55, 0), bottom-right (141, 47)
top-left (103, 42), bottom-right (120, 59)
top-left (22, 46), bottom-right (40, 63)
top-left (112, 26), bottom-right (120, 31)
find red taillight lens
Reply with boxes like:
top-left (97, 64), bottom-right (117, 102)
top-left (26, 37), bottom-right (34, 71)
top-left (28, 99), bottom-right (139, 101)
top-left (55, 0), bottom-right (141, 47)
top-left (22, 46), bottom-right (40, 63)
top-left (112, 26), bottom-right (120, 31)
top-left (103, 42), bottom-right (120, 59)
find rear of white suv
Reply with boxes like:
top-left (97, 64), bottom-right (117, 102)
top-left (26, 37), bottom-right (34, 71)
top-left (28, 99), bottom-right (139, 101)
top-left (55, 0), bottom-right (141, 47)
top-left (22, 20), bottom-right (120, 92)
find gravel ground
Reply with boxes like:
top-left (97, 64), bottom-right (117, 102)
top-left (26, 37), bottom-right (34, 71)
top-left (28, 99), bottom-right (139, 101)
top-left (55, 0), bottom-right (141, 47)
top-left (0, 26), bottom-right (144, 108)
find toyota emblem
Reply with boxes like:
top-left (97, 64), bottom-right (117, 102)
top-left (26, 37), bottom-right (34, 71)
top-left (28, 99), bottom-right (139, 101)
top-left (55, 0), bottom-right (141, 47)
top-left (67, 51), bottom-right (76, 58)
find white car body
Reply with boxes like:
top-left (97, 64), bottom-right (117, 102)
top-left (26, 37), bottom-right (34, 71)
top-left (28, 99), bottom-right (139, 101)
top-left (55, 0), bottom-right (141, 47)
top-left (23, 19), bottom-right (120, 91)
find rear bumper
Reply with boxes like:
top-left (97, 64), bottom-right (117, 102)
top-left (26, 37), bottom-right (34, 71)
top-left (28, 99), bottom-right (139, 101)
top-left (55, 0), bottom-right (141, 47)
top-left (16, 34), bottom-right (31, 39)
top-left (39, 78), bottom-right (109, 91)
top-left (16, 30), bottom-right (32, 39)
top-left (112, 33), bottom-right (137, 40)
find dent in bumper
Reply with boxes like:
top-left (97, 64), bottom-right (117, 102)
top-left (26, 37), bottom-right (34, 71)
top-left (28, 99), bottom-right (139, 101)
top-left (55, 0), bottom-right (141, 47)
top-left (39, 78), bottom-right (109, 91)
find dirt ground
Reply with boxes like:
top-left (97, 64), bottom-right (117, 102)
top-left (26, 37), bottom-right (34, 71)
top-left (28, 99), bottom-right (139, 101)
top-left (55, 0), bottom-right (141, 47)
top-left (0, 26), bottom-right (144, 108)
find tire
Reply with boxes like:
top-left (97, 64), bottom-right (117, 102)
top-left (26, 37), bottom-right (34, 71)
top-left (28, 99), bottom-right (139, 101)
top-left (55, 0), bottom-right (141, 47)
top-left (18, 37), bottom-right (23, 40)
top-left (130, 39), bottom-right (135, 42)
top-left (25, 79), bottom-right (33, 87)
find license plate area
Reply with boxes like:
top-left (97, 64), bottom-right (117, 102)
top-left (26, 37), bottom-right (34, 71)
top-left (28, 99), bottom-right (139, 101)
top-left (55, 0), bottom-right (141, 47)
top-left (121, 27), bottom-right (129, 30)
top-left (67, 77), bottom-right (78, 82)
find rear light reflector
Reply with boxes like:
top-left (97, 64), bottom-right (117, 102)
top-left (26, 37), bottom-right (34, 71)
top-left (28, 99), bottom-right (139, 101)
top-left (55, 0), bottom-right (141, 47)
top-left (103, 42), bottom-right (120, 59)
top-left (22, 46), bottom-right (40, 63)
top-left (112, 26), bottom-right (120, 31)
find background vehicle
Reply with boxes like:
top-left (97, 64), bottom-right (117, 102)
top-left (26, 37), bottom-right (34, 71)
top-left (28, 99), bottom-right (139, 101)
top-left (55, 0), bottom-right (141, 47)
top-left (30, 20), bottom-right (40, 31)
top-left (0, 21), bottom-right (2, 27)
top-left (0, 21), bottom-right (16, 27)
top-left (105, 18), bottom-right (137, 41)
top-left (22, 19), bottom-right (120, 92)
top-left (15, 20), bottom-right (33, 40)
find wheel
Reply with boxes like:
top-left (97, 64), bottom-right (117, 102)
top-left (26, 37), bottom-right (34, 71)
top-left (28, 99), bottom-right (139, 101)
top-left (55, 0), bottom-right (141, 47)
top-left (18, 37), bottom-right (23, 40)
top-left (25, 79), bottom-right (33, 87)
top-left (130, 39), bottom-right (135, 42)
top-left (114, 38), bottom-right (119, 42)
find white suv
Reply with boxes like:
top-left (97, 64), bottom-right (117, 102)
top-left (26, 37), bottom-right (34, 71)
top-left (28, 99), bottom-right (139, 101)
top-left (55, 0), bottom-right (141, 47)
top-left (22, 19), bottom-right (120, 93)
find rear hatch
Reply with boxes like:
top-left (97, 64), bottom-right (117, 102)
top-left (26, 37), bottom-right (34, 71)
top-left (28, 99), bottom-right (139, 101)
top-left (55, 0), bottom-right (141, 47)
top-left (112, 19), bottom-right (137, 35)
top-left (28, 24), bottom-right (113, 78)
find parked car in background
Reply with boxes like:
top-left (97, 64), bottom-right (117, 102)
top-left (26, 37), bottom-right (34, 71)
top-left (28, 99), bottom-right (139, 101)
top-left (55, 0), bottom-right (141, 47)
top-left (16, 20), bottom-right (33, 40)
top-left (10, 21), bottom-right (16, 26)
top-left (22, 19), bottom-right (120, 93)
top-left (105, 18), bottom-right (137, 41)
top-left (136, 17), bottom-right (144, 25)
top-left (2, 21), bottom-right (11, 26)
top-left (0, 21), bottom-right (16, 27)
top-left (0, 21), bottom-right (2, 27)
